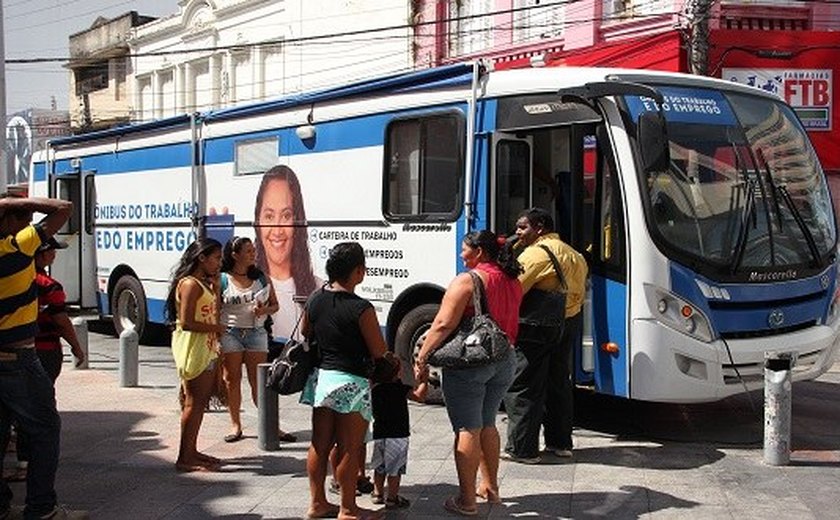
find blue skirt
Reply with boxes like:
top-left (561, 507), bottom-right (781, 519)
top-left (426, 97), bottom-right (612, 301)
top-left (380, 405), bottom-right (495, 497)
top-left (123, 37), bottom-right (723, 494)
top-left (300, 368), bottom-right (372, 423)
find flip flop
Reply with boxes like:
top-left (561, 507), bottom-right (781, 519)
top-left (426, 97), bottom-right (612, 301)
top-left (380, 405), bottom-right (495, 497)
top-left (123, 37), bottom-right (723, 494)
top-left (224, 431), bottom-right (243, 443)
top-left (278, 431), bottom-right (297, 442)
top-left (444, 496), bottom-right (477, 517)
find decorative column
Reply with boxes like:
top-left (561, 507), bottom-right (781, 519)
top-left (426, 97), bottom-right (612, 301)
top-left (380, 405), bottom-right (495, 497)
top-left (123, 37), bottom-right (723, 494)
top-left (253, 45), bottom-right (264, 100)
top-left (209, 53), bottom-right (220, 109)
top-left (174, 64), bottom-right (183, 114)
top-left (152, 70), bottom-right (162, 120)
top-left (183, 61), bottom-right (193, 113)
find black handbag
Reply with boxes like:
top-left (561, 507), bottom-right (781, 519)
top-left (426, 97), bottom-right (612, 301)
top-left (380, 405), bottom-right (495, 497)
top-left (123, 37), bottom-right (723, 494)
top-left (519, 245), bottom-right (567, 328)
top-left (426, 271), bottom-right (511, 369)
top-left (266, 301), bottom-right (317, 395)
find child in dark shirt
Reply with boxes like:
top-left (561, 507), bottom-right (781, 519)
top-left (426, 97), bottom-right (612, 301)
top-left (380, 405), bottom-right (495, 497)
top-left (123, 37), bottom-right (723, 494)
top-left (369, 368), bottom-right (427, 509)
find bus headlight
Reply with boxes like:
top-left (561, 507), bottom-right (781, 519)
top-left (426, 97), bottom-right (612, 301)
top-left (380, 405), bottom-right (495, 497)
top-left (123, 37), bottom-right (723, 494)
top-left (644, 283), bottom-right (715, 343)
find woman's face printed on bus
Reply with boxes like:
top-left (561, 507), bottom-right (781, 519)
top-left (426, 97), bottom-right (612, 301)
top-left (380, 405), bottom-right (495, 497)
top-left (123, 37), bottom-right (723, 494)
top-left (460, 242), bottom-right (482, 269)
top-left (258, 178), bottom-right (295, 277)
top-left (515, 216), bottom-right (540, 246)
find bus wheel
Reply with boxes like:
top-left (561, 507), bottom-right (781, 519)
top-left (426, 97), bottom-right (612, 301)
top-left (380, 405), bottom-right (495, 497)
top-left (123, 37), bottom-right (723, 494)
top-left (394, 304), bottom-right (443, 404)
top-left (112, 275), bottom-right (148, 342)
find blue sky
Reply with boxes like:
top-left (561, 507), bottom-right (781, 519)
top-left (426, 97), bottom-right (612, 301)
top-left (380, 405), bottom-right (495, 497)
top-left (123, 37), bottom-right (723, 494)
top-left (4, 0), bottom-right (175, 114)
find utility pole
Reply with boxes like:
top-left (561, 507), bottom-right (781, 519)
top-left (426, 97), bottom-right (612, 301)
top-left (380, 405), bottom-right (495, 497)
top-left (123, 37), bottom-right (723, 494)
top-left (688, 0), bottom-right (713, 76)
top-left (0, 0), bottom-right (7, 193)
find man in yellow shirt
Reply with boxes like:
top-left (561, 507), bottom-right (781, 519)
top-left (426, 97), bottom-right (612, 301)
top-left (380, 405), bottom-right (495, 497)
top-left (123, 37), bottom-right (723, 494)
top-left (0, 193), bottom-right (74, 519)
top-left (503, 208), bottom-right (588, 463)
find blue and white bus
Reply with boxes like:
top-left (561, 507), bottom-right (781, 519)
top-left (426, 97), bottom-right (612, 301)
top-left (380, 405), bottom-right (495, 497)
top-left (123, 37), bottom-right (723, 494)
top-left (31, 63), bottom-right (840, 402)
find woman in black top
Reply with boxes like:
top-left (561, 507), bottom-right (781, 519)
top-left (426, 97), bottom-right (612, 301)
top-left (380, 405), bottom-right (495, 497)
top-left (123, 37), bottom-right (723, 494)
top-left (300, 242), bottom-right (390, 520)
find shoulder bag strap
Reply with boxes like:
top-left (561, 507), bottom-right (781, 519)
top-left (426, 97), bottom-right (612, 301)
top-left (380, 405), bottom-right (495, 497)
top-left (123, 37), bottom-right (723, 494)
top-left (468, 270), bottom-right (490, 316)
top-left (538, 244), bottom-right (568, 293)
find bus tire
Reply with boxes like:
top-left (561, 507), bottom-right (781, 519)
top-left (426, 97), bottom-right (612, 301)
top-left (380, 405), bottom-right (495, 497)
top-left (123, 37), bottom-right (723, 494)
top-left (112, 275), bottom-right (148, 342)
top-left (394, 303), bottom-right (443, 404)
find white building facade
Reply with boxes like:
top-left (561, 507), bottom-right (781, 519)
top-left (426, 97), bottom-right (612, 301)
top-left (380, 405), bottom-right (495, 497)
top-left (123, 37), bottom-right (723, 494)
top-left (129, 0), bottom-right (413, 123)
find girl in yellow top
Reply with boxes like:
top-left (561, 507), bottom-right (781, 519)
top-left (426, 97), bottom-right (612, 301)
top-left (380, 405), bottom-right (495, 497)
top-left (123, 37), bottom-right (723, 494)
top-left (165, 237), bottom-right (226, 473)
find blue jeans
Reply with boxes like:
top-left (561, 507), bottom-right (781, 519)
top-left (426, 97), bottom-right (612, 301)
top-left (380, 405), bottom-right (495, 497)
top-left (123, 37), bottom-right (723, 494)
top-left (0, 348), bottom-right (61, 518)
top-left (441, 349), bottom-right (516, 431)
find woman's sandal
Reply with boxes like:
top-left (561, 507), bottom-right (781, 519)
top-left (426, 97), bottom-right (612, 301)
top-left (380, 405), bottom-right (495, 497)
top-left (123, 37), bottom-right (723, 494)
top-left (443, 495), bottom-right (478, 517)
top-left (476, 488), bottom-right (502, 504)
top-left (370, 492), bottom-right (385, 505)
top-left (385, 495), bottom-right (411, 509)
top-left (278, 430), bottom-right (297, 442)
top-left (224, 431), bottom-right (243, 443)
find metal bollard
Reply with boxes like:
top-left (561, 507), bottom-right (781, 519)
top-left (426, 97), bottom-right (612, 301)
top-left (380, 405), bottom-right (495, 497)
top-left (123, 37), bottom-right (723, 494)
top-left (71, 317), bottom-right (89, 370)
top-left (764, 352), bottom-right (794, 466)
top-left (257, 363), bottom-right (279, 451)
top-left (119, 327), bottom-right (139, 387)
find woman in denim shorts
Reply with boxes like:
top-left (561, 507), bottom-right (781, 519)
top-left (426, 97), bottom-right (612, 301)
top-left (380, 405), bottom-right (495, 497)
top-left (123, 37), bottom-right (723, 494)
top-left (219, 236), bottom-right (279, 443)
top-left (415, 231), bottom-right (523, 516)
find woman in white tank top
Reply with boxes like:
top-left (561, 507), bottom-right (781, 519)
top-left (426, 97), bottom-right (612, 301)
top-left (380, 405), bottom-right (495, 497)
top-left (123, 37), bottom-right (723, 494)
top-left (218, 237), bottom-right (280, 443)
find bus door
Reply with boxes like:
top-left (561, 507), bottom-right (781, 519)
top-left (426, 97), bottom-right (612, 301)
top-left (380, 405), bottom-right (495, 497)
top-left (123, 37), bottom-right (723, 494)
top-left (588, 126), bottom-right (629, 397)
top-left (49, 170), bottom-right (97, 308)
top-left (490, 132), bottom-right (533, 234)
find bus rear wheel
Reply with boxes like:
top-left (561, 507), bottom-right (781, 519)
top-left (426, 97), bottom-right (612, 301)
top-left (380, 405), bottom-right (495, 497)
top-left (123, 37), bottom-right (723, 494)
top-left (112, 275), bottom-right (148, 342)
top-left (394, 303), bottom-right (443, 404)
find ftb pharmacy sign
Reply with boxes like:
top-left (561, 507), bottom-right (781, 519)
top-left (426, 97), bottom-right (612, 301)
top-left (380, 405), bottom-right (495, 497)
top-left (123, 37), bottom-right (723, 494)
top-left (723, 68), bottom-right (832, 130)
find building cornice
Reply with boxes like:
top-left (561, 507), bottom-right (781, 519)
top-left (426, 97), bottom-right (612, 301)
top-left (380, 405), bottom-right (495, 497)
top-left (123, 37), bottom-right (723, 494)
top-left (129, 0), bottom-right (279, 46)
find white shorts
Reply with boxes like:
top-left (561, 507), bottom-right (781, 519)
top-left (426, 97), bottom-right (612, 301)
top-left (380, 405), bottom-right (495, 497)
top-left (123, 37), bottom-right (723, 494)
top-left (370, 437), bottom-right (409, 476)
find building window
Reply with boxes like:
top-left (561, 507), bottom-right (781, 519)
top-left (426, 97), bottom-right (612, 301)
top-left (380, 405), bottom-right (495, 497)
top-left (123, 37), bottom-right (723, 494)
top-left (514, 0), bottom-right (565, 44)
top-left (114, 58), bottom-right (126, 101)
top-left (604, 0), bottom-right (672, 20)
top-left (160, 70), bottom-right (175, 118)
top-left (233, 52), bottom-right (252, 103)
top-left (235, 137), bottom-right (279, 176)
top-left (449, 0), bottom-right (493, 57)
top-left (192, 59), bottom-right (211, 112)
top-left (384, 113), bottom-right (463, 220)
top-left (137, 76), bottom-right (152, 122)
top-left (75, 61), bottom-right (109, 96)
top-left (262, 44), bottom-right (284, 99)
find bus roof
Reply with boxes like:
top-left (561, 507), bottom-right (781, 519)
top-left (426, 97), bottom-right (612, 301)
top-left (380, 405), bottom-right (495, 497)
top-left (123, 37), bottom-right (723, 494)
top-left (46, 63), bottom-right (779, 148)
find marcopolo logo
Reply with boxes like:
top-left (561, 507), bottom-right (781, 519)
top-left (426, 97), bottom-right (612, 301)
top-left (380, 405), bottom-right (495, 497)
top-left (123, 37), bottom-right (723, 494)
top-left (768, 309), bottom-right (785, 328)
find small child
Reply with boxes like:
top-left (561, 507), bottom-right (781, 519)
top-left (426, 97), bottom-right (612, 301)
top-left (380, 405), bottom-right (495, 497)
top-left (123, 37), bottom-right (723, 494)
top-left (369, 367), bottom-right (427, 509)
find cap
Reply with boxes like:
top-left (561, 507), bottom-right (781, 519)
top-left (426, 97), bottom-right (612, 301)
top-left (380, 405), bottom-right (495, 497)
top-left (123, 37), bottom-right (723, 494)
top-left (38, 237), bottom-right (68, 252)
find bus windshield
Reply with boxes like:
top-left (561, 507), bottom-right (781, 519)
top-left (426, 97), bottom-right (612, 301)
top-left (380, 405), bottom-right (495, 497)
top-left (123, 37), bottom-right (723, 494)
top-left (624, 86), bottom-right (835, 279)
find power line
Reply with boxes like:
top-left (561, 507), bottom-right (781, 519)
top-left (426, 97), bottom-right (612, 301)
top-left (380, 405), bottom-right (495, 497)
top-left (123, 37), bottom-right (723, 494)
top-left (7, 0), bottom-right (581, 63)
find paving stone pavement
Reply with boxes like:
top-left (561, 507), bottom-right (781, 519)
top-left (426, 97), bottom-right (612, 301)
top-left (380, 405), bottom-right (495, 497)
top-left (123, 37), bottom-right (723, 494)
top-left (7, 321), bottom-right (839, 519)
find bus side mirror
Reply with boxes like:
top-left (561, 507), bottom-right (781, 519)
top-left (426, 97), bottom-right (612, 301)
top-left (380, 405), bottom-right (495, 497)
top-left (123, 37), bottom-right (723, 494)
top-left (637, 112), bottom-right (670, 173)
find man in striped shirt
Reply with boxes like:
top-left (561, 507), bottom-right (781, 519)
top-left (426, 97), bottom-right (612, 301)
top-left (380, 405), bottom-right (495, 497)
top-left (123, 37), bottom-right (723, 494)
top-left (0, 193), bottom-right (73, 520)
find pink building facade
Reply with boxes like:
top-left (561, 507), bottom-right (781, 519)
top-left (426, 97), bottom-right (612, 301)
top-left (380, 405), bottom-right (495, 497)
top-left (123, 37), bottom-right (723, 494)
top-left (413, 0), bottom-right (840, 173)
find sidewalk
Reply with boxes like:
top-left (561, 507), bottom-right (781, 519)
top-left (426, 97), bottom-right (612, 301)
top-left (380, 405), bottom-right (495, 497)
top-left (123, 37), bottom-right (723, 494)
top-left (12, 322), bottom-right (840, 519)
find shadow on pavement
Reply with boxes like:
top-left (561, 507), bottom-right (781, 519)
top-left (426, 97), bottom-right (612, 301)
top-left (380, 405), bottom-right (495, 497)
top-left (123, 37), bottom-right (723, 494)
top-left (55, 411), bottom-right (258, 518)
top-left (574, 389), bottom-right (763, 447)
top-left (570, 445), bottom-right (724, 470)
top-left (499, 485), bottom-right (699, 519)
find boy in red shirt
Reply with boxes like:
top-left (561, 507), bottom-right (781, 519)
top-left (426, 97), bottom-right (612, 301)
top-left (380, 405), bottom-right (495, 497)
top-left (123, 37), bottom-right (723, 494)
top-left (33, 237), bottom-right (85, 380)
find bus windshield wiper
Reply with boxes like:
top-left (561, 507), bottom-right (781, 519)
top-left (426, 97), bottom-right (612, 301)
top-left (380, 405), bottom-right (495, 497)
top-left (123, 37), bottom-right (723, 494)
top-left (756, 149), bottom-right (821, 266)
top-left (730, 177), bottom-right (756, 274)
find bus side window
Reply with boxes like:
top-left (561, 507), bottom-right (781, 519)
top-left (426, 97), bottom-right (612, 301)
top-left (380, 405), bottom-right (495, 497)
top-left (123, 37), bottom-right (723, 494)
top-left (384, 113), bottom-right (463, 221)
top-left (595, 132), bottom-right (626, 280)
